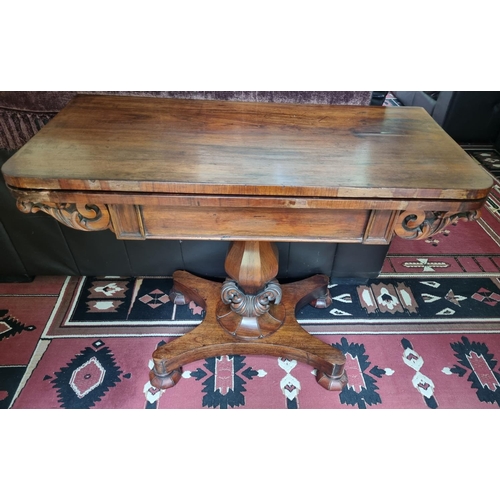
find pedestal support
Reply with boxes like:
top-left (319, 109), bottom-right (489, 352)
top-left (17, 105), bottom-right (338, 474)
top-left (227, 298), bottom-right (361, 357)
top-left (149, 240), bottom-right (347, 392)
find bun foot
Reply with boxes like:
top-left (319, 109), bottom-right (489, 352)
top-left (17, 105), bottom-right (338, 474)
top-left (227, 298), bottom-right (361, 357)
top-left (309, 289), bottom-right (332, 309)
top-left (169, 289), bottom-right (189, 305)
top-left (149, 368), bottom-right (183, 389)
top-left (316, 370), bottom-right (348, 391)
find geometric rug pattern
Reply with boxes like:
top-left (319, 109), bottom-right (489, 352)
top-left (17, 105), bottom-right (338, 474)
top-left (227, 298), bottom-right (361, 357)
top-left (2, 146), bottom-right (500, 409)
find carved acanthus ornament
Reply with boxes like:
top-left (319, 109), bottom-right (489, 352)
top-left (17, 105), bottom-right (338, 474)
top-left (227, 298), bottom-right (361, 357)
top-left (17, 200), bottom-right (112, 232)
top-left (395, 210), bottom-right (480, 240)
top-left (221, 279), bottom-right (282, 317)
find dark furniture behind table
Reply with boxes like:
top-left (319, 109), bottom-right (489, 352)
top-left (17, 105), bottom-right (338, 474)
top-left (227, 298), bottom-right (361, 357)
top-left (392, 91), bottom-right (500, 145)
top-left (1, 91), bottom-right (389, 282)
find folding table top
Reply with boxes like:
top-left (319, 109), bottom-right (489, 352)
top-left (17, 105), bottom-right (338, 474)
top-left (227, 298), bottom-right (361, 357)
top-left (2, 94), bottom-right (493, 201)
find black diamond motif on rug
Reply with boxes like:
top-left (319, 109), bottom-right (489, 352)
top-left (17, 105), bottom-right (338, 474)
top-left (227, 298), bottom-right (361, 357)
top-left (49, 340), bottom-right (124, 408)
top-left (0, 309), bottom-right (36, 342)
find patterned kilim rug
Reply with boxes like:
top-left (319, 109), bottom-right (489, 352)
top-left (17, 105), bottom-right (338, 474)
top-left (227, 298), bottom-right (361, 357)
top-left (2, 149), bottom-right (500, 409)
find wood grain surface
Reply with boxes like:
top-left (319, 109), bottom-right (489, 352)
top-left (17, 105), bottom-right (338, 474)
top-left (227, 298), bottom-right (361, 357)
top-left (2, 94), bottom-right (493, 200)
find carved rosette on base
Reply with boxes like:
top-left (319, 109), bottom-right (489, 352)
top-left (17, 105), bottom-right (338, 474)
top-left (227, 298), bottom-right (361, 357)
top-left (16, 200), bottom-right (112, 232)
top-left (395, 210), bottom-right (480, 240)
top-left (216, 279), bottom-right (286, 340)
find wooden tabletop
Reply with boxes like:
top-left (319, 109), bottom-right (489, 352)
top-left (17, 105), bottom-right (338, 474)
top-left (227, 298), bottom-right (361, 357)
top-left (2, 94), bottom-right (493, 200)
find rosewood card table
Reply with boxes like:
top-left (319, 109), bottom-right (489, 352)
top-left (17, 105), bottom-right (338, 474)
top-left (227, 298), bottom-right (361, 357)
top-left (1, 95), bottom-right (493, 391)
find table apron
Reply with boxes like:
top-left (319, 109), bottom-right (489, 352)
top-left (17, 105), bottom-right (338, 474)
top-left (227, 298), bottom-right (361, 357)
top-left (109, 204), bottom-right (399, 244)
top-left (9, 189), bottom-right (486, 244)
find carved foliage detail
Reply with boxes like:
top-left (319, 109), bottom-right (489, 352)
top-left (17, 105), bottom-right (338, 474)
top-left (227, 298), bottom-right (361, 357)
top-left (17, 200), bottom-right (111, 232)
top-left (395, 210), bottom-right (480, 240)
top-left (221, 279), bottom-right (282, 317)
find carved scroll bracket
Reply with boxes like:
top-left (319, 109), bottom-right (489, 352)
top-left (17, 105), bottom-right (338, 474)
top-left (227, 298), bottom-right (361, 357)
top-left (395, 210), bottom-right (480, 240)
top-left (17, 200), bottom-right (112, 232)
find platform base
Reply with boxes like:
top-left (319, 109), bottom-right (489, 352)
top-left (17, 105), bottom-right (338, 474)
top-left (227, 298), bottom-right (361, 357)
top-left (149, 271), bottom-right (347, 392)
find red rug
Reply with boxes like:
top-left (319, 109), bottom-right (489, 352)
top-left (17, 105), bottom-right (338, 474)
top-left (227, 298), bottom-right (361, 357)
top-left (2, 153), bottom-right (500, 409)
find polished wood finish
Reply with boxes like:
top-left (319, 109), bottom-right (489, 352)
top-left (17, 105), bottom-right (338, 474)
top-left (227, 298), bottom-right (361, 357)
top-left (225, 241), bottom-right (279, 294)
top-left (2, 95), bottom-right (492, 201)
top-left (150, 271), bottom-right (347, 391)
top-left (2, 95), bottom-right (494, 393)
top-left (16, 199), bottom-right (111, 232)
top-left (9, 189), bottom-right (488, 244)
